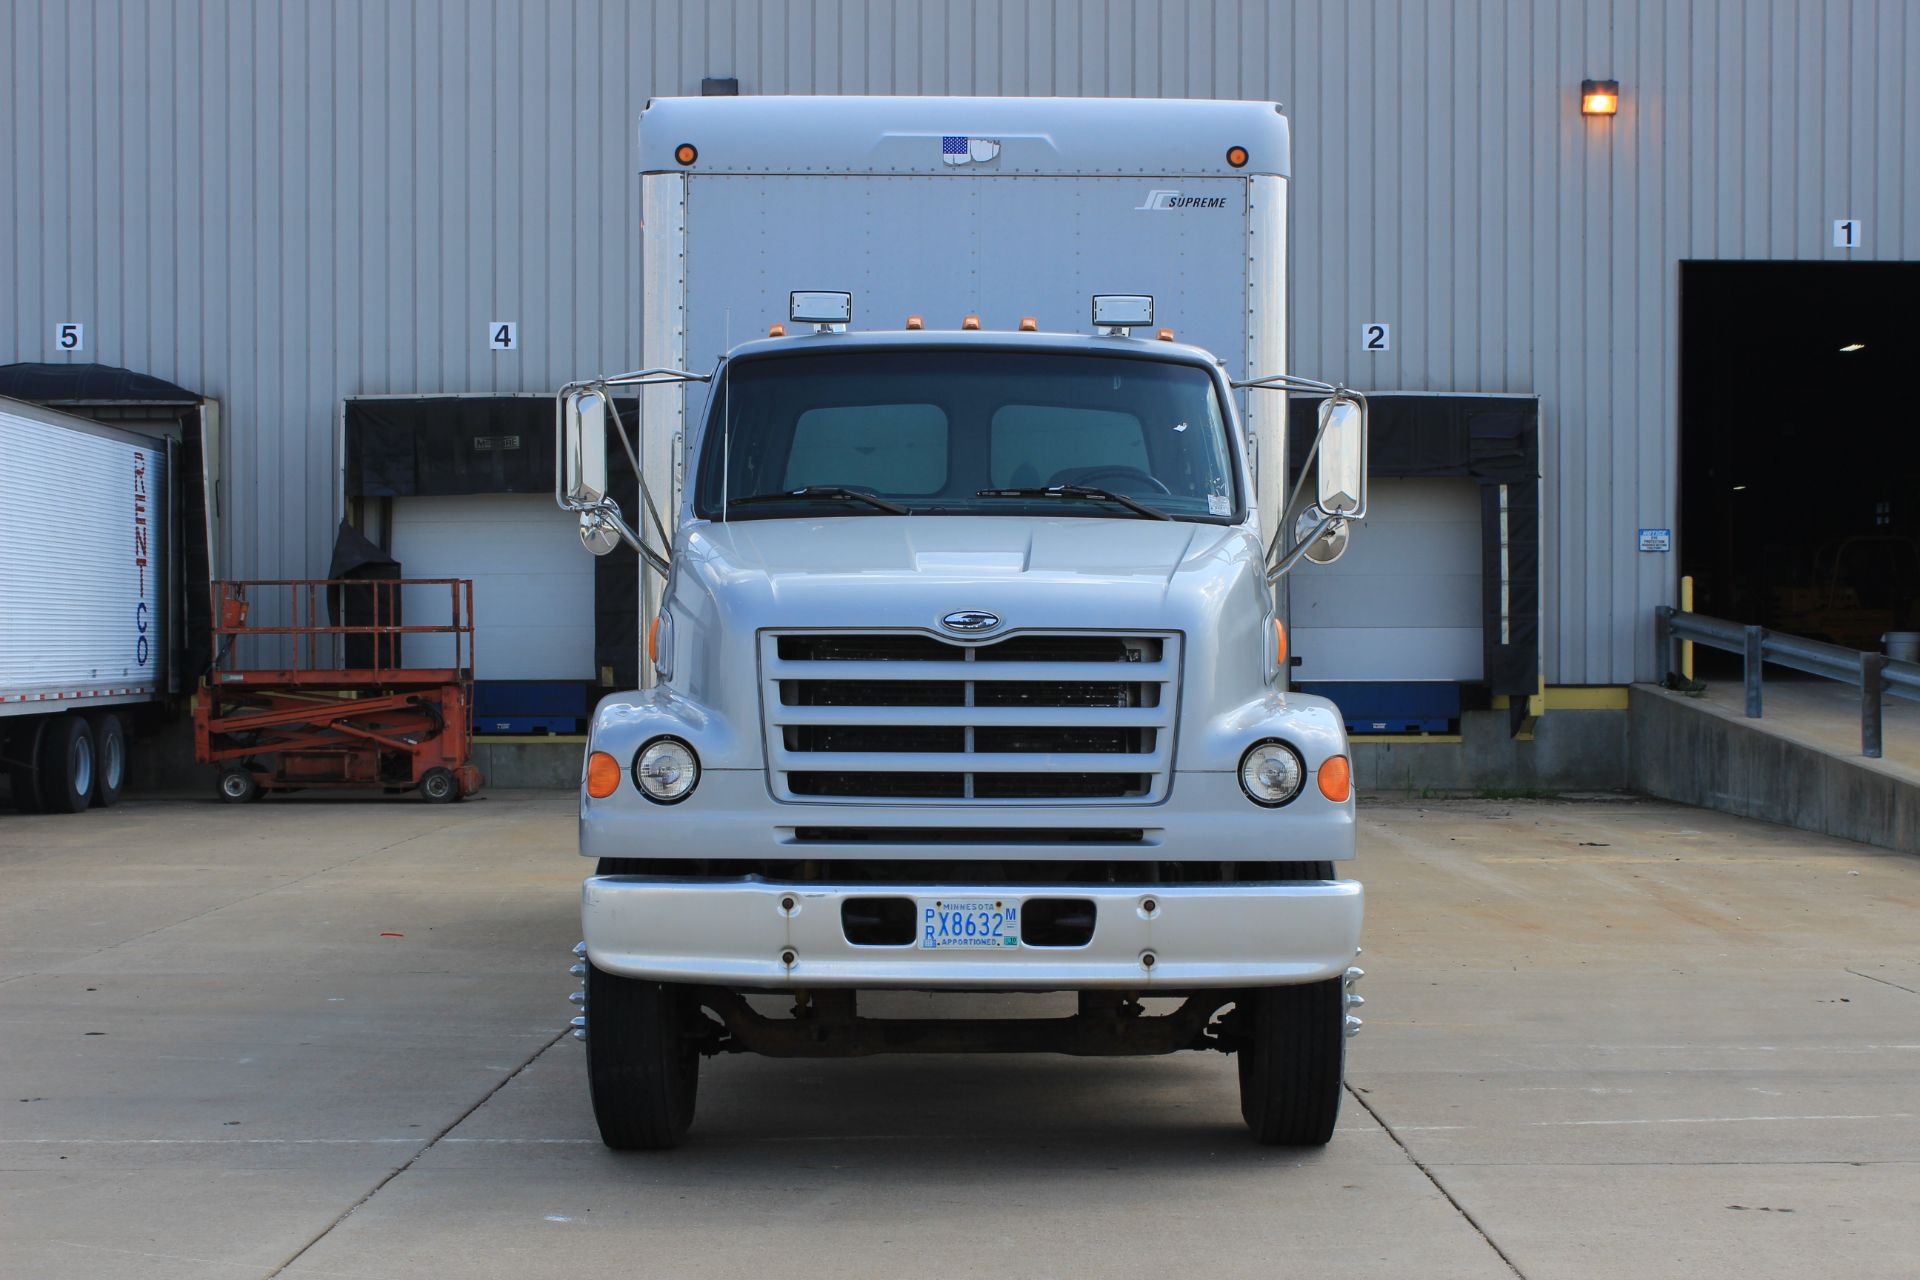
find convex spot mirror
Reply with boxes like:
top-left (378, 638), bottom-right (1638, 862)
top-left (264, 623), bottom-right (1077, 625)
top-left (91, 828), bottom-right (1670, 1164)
top-left (1316, 397), bottom-right (1367, 517)
top-left (578, 510), bottom-right (622, 557)
top-left (563, 389), bottom-right (609, 507)
top-left (1296, 505), bottom-right (1351, 566)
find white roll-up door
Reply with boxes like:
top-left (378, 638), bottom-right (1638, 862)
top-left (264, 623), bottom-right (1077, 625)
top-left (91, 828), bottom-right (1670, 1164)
top-left (388, 494), bottom-right (592, 680)
top-left (1289, 478), bottom-right (1484, 683)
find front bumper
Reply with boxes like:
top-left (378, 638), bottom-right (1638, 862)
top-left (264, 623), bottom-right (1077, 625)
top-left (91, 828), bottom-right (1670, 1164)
top-left (582, 875), bottom-right (1363, 990)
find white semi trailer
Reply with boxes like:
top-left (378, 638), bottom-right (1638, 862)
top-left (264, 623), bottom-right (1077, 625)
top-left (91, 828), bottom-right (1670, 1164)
top-left (555, 97), bottom-right (1370, 1148)
top-left (1, 396), bottom-right (171, 813)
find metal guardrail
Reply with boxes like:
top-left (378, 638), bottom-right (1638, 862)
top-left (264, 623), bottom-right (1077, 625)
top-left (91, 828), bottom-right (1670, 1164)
top-left (1655, 606), bottom-right (1920, 759)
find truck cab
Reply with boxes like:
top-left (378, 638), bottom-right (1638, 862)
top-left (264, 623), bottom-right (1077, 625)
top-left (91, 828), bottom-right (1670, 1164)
top-left (557, 97), bottom-right (1369, 1149)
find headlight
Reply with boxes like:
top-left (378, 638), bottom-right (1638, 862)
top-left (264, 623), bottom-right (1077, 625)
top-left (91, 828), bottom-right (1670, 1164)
top-left (1239, 740), bottom-right (1305, 807)
top-left (633, 737), bottom-right (699, 804)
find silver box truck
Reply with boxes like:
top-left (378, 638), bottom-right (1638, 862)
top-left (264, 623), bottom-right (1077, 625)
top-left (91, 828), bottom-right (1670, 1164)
top-left (1, 395), bottom-right (170, 813)
top-left (555, 97), bottom-right (1370, 1148)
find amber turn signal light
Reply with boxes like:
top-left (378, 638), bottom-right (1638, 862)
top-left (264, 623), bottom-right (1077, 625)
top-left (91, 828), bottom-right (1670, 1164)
top-left (674, 142), bottom-right (698, 165)
top-left (1317, 755), bottom-right (1352, 803)
top-left (1273, 619), bottom-right (1288, 668)
top-left (586, 751), bottom-right (623, 799)
top-left (647, 615), bottom-right (662, 665)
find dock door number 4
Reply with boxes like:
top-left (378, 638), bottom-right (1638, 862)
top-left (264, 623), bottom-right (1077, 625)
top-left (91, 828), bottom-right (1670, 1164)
top-left (488, 321), bottom-right (519, 351)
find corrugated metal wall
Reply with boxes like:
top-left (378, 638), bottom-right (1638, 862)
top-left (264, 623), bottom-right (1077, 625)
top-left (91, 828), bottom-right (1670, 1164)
top-left (4, 0), bottom-right (1916, 683)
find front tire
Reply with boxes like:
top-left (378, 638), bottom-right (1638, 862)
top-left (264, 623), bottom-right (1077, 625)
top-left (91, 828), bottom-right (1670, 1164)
top-left (419, 767), bottom-right (458, 803)
top-left (1236, 978), bottom-right (1346, 1146)
top-left (585, 962), bottom-right (699, 1150)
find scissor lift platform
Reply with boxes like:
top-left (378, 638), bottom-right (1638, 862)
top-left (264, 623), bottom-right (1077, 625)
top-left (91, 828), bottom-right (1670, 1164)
top-left (193, 579), bottom-right (484, 803)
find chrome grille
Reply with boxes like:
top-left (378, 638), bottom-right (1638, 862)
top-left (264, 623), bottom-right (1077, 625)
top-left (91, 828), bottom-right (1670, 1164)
top-left (761, 631), bottom-right (1179, 804)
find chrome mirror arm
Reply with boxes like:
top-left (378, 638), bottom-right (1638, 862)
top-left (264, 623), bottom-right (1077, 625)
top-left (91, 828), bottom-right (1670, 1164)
top-left (556, 365), bottom-right (716, 578)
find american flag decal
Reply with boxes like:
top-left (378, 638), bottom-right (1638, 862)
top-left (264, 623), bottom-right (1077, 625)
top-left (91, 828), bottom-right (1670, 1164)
top-left (940, 135), bottom-right (999, 165)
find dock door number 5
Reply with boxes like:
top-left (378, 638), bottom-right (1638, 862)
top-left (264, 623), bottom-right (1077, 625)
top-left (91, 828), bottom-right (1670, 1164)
top-left (55, 322), bottom-right (85, 352)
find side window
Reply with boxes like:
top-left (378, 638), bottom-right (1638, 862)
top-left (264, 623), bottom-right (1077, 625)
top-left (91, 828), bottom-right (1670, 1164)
top-left (783, 404), bottom-right (947, 494)
top-left (988, 405), bottom-right (1148, 488)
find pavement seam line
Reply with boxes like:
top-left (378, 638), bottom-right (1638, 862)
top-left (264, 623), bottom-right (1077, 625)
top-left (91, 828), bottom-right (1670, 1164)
top-left (262, 1024), bottom-right (569, 1279)
top-left (1345, 1084), bottom-right (1528, 1280)
top-left (1847, 968), bottom-right (1919, 995)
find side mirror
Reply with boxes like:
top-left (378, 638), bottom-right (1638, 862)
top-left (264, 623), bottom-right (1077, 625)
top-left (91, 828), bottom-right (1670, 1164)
top-left (1315, 397), bottom-right (1367, 517)
top-left (562, 389), bottom-right (609, 506)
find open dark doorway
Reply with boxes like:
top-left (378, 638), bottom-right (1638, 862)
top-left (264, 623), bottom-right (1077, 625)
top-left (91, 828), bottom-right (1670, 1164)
top-left (1680, 262), bottom-right (1920, 649)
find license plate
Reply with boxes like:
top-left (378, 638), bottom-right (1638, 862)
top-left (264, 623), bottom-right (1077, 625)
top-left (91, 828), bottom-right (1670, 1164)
top-left (918, 897), bottom-right (1021, 950)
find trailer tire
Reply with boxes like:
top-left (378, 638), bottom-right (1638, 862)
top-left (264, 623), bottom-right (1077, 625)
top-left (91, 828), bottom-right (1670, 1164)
top-left (6, 720), bottom-right (47, 813)
top-left (1236, 978), bottom-right (1346, 1146)
top-left (419, 767), bottom-right (458, 803)
top-left (88, 714), bottom-right (127, 808)
top-left (218, 768), bottom-right (260, 804)
top-left (37, 715), bottom-right (97, 815)
top-left (585, 962), bottom-right (700, 1151)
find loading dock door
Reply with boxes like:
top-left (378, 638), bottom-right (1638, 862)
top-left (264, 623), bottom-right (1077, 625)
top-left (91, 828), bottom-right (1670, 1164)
top-left (1289, 478), bottom-right (1485, 683)
top-left (389, 494), bottom-right (593, 680)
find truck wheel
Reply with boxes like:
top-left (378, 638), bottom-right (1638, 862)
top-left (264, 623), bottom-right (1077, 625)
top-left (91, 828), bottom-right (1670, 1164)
top-left (88, 714), bottom-right (127, 808)
top-left (585, 962), bottom-right (699, 1150)
top-left (36, 715), bottom-right (97, 815)
top-left (218, 768), bottom-right (260, 804)
top-left (1236, 978), bottom-right (1346, 1146)
top-left (419, 767), bottom-right (458, 803)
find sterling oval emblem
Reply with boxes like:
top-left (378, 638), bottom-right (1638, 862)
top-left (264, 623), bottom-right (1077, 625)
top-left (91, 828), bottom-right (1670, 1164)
top-left (940, 610), bottom-right (1000, 634)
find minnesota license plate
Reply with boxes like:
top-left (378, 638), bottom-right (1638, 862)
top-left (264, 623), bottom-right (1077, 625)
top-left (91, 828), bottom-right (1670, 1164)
top-left (918, 897), bottom-right (1021, 950)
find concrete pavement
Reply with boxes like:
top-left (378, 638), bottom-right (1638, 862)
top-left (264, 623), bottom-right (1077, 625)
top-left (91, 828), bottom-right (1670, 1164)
top-left (2, 792), bottom-right (1915, 1278)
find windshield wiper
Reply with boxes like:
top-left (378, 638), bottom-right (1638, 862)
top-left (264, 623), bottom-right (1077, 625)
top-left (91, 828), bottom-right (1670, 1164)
top-left (729, 486), bottom-right (909, 515)
top-left (974, 484), bottom-right (1172, 521)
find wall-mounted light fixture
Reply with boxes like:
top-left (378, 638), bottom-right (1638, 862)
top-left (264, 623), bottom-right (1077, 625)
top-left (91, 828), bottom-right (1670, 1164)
top-left (1839, 342), bottom-right (1866, 353)
top-left (1580, 79), bottom-right (1620, 116)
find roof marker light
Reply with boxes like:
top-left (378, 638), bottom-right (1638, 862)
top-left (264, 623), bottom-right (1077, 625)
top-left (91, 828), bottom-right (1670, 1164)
top-left (1019, 317), bottom-right (1038, 332)
top-left (962, 315), bottom-right (981, 331)
top-left (906, 315), bottom-right (924, 330)
top-left (1157, 328), bottom-right (1175, 342)
top-left (674, 142), bottom-right (698, 165)
top-left (767, 323), bottom-right (786, 337)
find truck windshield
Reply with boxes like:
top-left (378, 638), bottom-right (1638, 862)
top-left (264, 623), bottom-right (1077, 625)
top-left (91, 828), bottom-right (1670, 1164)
top-left (693, 349), bottom-right (1240, 523)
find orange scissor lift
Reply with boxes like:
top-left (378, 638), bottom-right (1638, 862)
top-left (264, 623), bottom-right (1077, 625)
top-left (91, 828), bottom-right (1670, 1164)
top-left (193, 579), bottom-right (484, 804)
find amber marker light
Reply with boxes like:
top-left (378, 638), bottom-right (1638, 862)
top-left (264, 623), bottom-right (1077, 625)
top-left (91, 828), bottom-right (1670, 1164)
top-left (1580, 79), bottom-right (1619, 116)
top-left (1019, 316), bottom-right (1039, 332)
top-left (1157, 328), bottom-right (1175, 342)
top-left (767, 323), bottom-right (786, 337)
top-left (1318, 755), bottom-right (1352, 803)
top-left (586, 751), bottom-right (623, 799)
top-left (674, 142), bottom-right (698, 165)
top-left (1226, 145), bottom-right (1249, 168)
top-left (962, 314), bottom-right (982, 330)
top-left (647, 615), bottom-right (662, 665)
top-left (1273, 619), bottom-right (1289, 667)
top-left (905, 315), bottom-right (925, 330)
